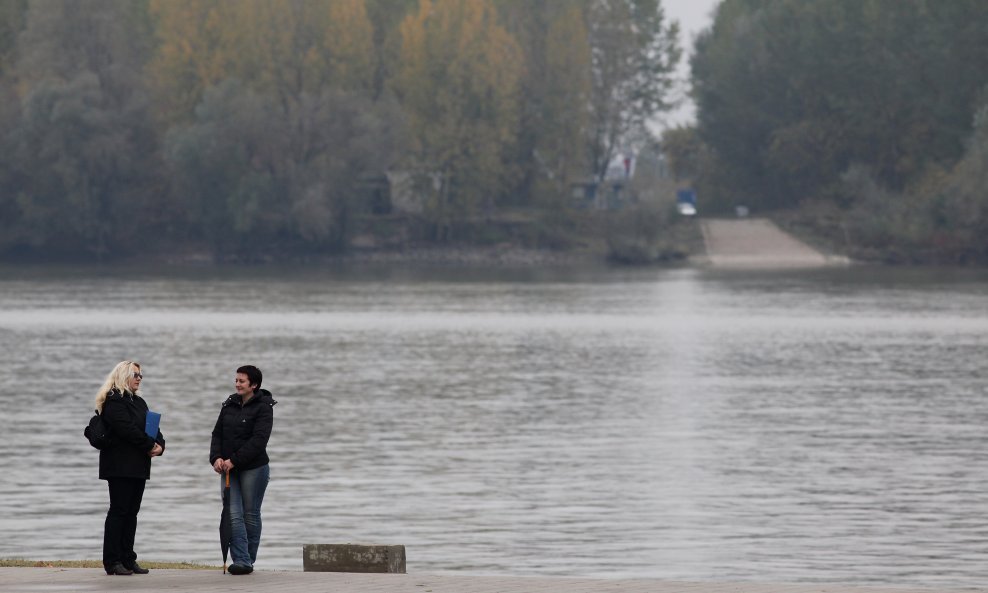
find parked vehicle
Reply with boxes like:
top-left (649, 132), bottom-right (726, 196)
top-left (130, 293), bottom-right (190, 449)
top-left (676, 188), bottom-right (697, 216)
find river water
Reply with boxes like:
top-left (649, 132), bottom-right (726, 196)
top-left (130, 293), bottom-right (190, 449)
top-left (0, 263), bottom-right (986, 588)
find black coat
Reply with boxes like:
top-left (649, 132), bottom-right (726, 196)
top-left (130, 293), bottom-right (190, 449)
top-left (209, 389), bottom-right (276, 471)
top-left (99, 389), bottom-right (165, 480)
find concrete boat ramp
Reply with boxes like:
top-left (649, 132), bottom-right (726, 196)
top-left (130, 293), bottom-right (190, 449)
top-left (697, 218), bottom-right (849, 268)
top-left (0, 568), bottom-right (973, 593)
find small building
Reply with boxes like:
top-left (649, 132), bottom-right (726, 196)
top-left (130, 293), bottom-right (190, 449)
top-left (570, 178), bottom-right (631, 210)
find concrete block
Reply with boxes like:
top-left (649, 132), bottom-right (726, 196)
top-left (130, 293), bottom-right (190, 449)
top-left (303, 544), bottom-right (406, 573)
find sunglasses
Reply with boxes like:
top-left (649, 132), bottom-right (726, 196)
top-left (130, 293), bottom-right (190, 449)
top-left (133, 372), bottom-right (143, 379)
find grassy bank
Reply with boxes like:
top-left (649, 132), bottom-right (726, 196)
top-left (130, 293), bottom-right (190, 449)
top-left (0, 559), bottom-right (218, 569)
top-left (771, 200), bottom-right (988, 266)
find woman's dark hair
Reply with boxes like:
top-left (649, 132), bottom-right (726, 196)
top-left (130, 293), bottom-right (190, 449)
top-left (237, 365), bottom-right (262, 390)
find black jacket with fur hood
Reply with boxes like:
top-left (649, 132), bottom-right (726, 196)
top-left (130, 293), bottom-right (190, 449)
top-left (99, 389), bottom-right (165, 480)
top-left (209, 389), bottom-right (276, 471)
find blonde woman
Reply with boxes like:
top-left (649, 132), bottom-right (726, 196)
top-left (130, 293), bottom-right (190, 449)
top-left (96, 361), bottom-right (164, 576)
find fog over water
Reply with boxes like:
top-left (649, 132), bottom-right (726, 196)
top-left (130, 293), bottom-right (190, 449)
top-left (1, 264), bottom-right (986, 588)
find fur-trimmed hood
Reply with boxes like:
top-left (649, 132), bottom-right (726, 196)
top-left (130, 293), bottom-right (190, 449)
top-left (221, 388), bottom-right (277, 408)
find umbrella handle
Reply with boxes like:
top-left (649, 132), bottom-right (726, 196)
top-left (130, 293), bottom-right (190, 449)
top-left (224, 470), bottom-right (230, 574)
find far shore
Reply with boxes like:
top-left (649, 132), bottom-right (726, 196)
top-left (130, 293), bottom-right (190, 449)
top-left (149, 247), bottom-right (612, 269)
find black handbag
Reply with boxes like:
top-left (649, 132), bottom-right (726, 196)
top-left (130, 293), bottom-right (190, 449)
top-left (84, 409), bottom-right (113, 450)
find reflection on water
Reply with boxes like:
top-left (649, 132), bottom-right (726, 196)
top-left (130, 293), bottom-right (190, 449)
top-left (0, 264), bottom-right (987, 588)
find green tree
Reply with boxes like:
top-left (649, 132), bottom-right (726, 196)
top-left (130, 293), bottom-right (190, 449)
top-left (165, 80), bottom-right (402, 255)
top-left (147, 0), bottom-right (226, 124)
top-left (0, 0), bottom-right (26, 75)
top-left (393, 0), bottom-right (523, 240)
top-left (150, 0), bottom-right (377, 120)
top-left (494, 0), bottom-right (592, 208)
top-left (587, 0), bottom-right (680, 181)
top-left (692, 0), bottom-right (988, 209)
top-left (0, 0), bottom-right (26, 250)
top-left (5, 0), bottom-right (158, 257)
top-left (364, 0), bottom-right (418, 98)
top-left (323, 0), bottom-right (376, 91)
top-left (936, 105), bottom-right (988, 260)
top-left (150, 0), bottom-right (396, 255)
top-left (660, 125), bottom-right (702, 182)
top-left (164, 81), bottom-right (286, 252)
top-left (538, 4), bottom-right (592, 205)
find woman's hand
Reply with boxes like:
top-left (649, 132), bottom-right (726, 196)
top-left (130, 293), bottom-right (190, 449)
top-left (221, 459), bottom-right (235, 472)
top-left (213, 459), bottom-right (225, 474)
top-left (149, 443), bottom-right (163, 457)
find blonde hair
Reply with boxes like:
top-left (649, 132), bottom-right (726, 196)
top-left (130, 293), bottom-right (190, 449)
top-left (95, 361), bottom-right (142, 412)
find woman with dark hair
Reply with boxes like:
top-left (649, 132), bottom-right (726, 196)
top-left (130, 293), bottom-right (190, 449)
top-left (209, 364), bottom-right (276, 575)
top-left (96, 360), bottom-right (165, 576)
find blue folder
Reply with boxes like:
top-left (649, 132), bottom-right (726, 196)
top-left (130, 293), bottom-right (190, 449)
top-left (145, 410), bottom-right (161, 438)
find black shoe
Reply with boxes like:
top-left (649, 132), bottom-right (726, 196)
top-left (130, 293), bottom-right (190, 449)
top-left (126, 562), bottom-right (149, 574)
top-left (105, 563), bottom-right (133, 576)
top-left (228, 563), bottom-right (253, 575)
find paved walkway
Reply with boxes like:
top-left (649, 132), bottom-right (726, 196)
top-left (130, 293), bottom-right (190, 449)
top-left (698, 218), bottom-right (849, 268)
top-left (0, 568), bottom-right (972, 593)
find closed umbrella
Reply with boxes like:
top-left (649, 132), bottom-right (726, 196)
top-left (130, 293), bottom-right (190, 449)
top-left (220, 471), bottom-right (231, 573)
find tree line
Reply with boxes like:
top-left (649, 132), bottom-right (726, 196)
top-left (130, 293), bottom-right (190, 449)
top-left (0, 0), bottom-right (679, 260)
top-left (671, 0), bottom-right (988, 263)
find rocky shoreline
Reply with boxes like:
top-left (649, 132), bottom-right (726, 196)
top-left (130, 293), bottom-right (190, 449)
top-left (337, 245), bottom-right (606, 267)
top-left (149, 244), bottom-right (610, 267)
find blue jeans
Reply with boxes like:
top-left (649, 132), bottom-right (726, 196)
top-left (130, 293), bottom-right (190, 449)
top-left (222, 464), bottom-right (270, 567)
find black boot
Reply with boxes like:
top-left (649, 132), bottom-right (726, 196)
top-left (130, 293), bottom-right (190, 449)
top-left (126, 561), bottom-right (149, 574)
top-left (105, 563), bottom-right (133, 576)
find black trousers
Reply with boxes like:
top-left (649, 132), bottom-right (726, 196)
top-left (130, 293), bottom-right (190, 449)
top-left (103, 478), bottom-right (146, 569)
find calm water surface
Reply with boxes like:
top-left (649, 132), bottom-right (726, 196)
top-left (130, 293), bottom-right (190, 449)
top-left (0, 263), bottom-right (987, 588)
